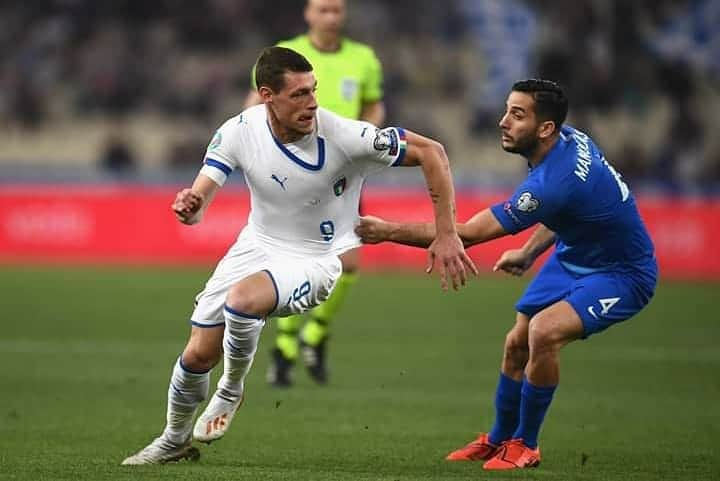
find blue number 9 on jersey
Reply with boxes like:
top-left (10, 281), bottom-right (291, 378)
top-left (292, 281), bottom-right (311, 302)
top-left (320, 220), bottom-right (335, 242)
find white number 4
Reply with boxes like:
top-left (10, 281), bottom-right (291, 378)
top-left (598, 297), bottom-right (620, 315)
top-left (587, 297), bottom-right (621, 320)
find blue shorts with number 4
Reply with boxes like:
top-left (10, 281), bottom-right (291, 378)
top-left (516, 253), bottom-right (657, 337)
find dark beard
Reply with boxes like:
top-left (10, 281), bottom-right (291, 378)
top-left (502, 134), bottom-right (539, 158)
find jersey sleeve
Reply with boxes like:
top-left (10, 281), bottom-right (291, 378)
top-left (198, 118), bottom-right (243, 186)
top-left (335, 116), bottom-right (407, 168)
top-left (489, 178), bottom-right (563, 234)
top-left (362, 48), bottom-right (383, 103)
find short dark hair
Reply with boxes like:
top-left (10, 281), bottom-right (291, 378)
top-left (512, 79), bottom-right (568, 131)
top-left (255, 46), bottom-right (313, 92)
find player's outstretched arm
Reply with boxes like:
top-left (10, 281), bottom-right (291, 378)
top-left (355, 215), bottom-right (435, 247)
top-left (171, 174), bottom-right (220, 225)
top-left (398, 130), bottom-right (478, 290)
top-left (356, 208), bottom-right (507, 248)
top-left (457, 209), bottom-right (508, 246)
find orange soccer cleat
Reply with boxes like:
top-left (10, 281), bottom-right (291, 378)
top-left (483, 438), bottom-right (541, 470)
top-left (445, 433), bottom-right (499, 461)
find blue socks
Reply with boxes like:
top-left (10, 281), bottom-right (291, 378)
top-left (488, 373), bottom-right (557, 449)
top-left (488, 373), bottom-right (522, 445)
top-left (513, 378), bottom-right (557, 448)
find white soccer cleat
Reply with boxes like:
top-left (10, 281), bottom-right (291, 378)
top-left (121, 437), bottom-right (200, 465)
top-left (193, 392), bottom-right (244, 443)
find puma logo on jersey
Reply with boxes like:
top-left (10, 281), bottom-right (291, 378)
top-left (271, 174), bottom-right (288, 190)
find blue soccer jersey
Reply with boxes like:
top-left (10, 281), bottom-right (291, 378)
top-left (490, 125), bottom-right (655, 275)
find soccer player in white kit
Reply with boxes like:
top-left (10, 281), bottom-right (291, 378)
top-left (121, 46), bottom-right (476, 465)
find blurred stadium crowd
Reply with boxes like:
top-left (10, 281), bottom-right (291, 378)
top-left (0, 0), bottom-right (718, 192)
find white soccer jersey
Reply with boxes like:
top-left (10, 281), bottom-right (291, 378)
top-left (198, 105), bottom-right (407, 257)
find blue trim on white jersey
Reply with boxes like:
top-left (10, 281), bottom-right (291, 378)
top-left (262, 269), bottom-right (280, 314)
top-left (317, 137), bottom-right (326, 168)
top-left (205, 158), bottom-right (232, 176)
top-left (267, 122), bottom-right (325, 171)
top-left (223, 304), bottom-right (262, 320)
top-left (190, 320), bottom-right (225, 328)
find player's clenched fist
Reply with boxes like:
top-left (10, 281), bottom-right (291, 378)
top-left (493, 248), bottom-right (534, 276)
top-left (172, 189), bottom-right (204, 225)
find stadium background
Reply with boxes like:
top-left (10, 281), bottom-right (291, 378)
top-left (1, 1), bottom-right (718, 480)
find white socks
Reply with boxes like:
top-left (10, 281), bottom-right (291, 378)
top-left (215, 305), bottom-right (265, 403)
top-left (162, 357), bottom-right (209, 445)
top-left (161, 306), bottom-right (264, 445)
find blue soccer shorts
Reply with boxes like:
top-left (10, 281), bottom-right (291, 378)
top-left (515, 253), bottom-right (657, 337)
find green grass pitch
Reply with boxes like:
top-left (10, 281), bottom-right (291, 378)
top-left (0, 266), bottom-right (718, 480)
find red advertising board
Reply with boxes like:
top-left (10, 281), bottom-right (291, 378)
top-left (0, 185), bottom-right (717, 279)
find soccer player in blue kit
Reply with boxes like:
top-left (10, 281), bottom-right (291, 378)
top-left (355, 79), bottom-right (657, 470)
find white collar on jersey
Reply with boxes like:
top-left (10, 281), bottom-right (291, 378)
top-left (266, 121), bottom-right (326, 171)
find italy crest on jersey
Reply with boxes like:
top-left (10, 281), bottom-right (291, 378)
top-left (333, 176), bottom-right (347, 196)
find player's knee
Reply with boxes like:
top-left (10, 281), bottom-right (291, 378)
top-left (181, 344), bottom-right (221, 372)
top-left (527, 315), bottom-right (563, 353)
top-left (503, 331), bottom-right (529, 366)
top-left (226, 284), bottom-right (269, 318)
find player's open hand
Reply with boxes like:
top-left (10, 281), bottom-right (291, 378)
top-left (355, 215), bottom-right (390, 244)
top-left (426, 233), bottom-right (478, 291)
top-left (172, 188), bottom-right (204, 225)
top-left (493, 248), bottom-right (534, 276)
